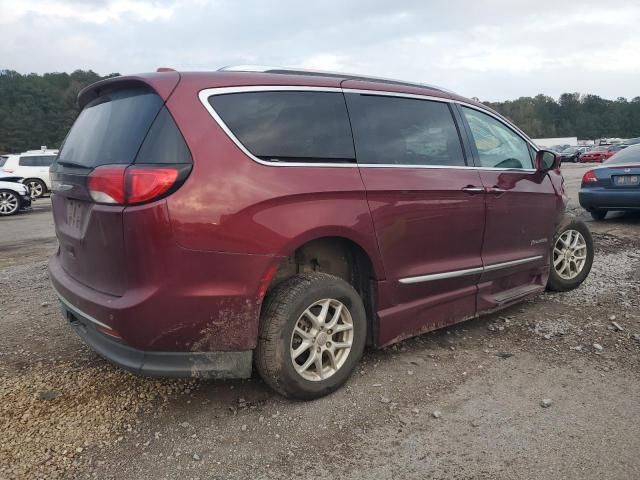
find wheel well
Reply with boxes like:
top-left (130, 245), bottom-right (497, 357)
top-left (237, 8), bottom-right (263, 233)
top-left (268, 237), bottom-right (377, 345)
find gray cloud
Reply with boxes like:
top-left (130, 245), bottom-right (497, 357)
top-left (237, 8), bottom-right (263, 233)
top-left (0, 0), bottom-right (638, 100)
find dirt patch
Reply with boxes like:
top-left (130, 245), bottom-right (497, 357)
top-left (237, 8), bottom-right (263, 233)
top-left (0, 364), bottom-right (198, 479)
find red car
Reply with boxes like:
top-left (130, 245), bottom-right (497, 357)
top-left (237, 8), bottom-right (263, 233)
top-left (48, 67), bottom-right (593, 399)
top-left (579, 146), bottom-right (616, 163)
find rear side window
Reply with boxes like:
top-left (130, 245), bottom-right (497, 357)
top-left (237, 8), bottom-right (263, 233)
top-left (57, 87), bottom-right (164, 168)
top-left (345, 94), bottom-right (465, 166)
top-left (462, 107), bottom-right (533, 169)
top-left (0, 157), bottom-right (7, 167)
top-left (19, 155), bottom-right (55, 167)
top-left (209, 91), bottom-right (355, 162)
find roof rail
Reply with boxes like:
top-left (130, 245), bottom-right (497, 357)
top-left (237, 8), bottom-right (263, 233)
top-left (217, 65), bottom-right (454, 94)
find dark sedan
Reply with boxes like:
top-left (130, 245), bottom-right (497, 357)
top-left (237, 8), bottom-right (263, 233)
top-left (579, 145), bottom-right (640, 220)
top-left (559, 147), bottom-right (581, 163)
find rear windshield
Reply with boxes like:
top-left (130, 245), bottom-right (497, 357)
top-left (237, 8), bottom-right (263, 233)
top-left (606, 145), bottom-right (640, 165)
top-left (57, 87), bottom-right (164, 168)
top-left (209, 91), bottom-right (355, 163)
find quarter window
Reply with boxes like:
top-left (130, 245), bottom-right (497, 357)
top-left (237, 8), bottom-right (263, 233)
top-left (19, 155), bottom-right (56, 167)
top-left (345, 94), bottom-right (465, 166)
top-left (462, 107), bottom-right (533, 169)
top-left (210, 91), bottom-right (355, 163)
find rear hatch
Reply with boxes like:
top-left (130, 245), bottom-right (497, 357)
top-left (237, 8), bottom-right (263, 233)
top-left (50, 80), bottom-right (191, 296)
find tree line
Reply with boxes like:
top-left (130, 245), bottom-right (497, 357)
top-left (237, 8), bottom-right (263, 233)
top-left (485, 93), bottom-right (640, 140)
top-left (0, 70), bottom-right (117, 153)
top-left (0, 70), bottom-right (639, 153)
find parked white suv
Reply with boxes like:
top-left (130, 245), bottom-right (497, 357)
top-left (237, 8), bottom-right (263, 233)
top-left (1, 147), bottom-right (58, 198)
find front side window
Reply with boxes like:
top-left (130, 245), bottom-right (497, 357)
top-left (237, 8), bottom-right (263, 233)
top-left (345, 94), bottom-right (465, 166)
top-left (210, 91), bottom-right (355, 163)
top-left (462, 107), bottom-right (533, 169)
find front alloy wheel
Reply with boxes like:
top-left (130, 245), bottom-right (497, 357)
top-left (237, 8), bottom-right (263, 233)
top-left (0, 190), bottom-right (20, 216)
top-left (547, 216), bottom-right (594, 292)
top-left (553, 230), bottom-right (587, 280)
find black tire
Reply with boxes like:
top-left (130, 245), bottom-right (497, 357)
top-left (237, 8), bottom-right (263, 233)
top-left (590, 209), bottom-right (607, 221)
top-left (255, 272), bottom-right (366, 400)
top-left (25, 178), bottom-right (46, 199)
top-left (547, 216), bottom-right (594, 292)
top-left (0, 189), bottom-right (21, 216)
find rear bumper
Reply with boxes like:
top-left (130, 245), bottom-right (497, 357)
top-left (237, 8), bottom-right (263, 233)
top-left (579, 188), bottom-right (640, 210)
top-left (56, 289), bottom-right (252, 379)
top-left (48, 245), bottom-right (279, 352)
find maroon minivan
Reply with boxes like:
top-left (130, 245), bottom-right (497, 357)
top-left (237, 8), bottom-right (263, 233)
top-left (49, 66), bottom-right (593, 399)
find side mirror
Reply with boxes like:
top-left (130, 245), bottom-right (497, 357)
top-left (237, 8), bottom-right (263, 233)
top-left (535, 150), bottom-right (560, 172)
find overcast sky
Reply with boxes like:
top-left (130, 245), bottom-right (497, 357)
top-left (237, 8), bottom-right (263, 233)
top-left (1, 0), bottom-right (638, 101)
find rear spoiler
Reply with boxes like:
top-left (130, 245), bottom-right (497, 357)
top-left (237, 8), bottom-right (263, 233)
top-left (78, 71), bottom-right (181, 108)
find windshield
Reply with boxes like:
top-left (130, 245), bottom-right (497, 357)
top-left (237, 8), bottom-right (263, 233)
top-left (57, 87), bottom-right (163, 168)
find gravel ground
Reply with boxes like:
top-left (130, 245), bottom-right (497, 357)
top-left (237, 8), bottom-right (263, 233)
top-left (1, 168), bottom-right (639, 479)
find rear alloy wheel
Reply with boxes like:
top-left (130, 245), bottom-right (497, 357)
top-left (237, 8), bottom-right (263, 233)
top-left (290, 298), bottom-right (354, 382)
top-left (256, 272), bottom-right (366, 400)
top-left (547, 217), bottom-right (594, 292)
top-left (26, 179), bottom-right (45, 199)
top-left (590, 209), bottom-right (607, 221)
top-left (0, 190), bottom-right (20, 216)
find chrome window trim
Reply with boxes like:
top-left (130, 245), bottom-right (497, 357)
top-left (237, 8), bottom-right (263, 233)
top-left (398, 255), bottom-right (543, 285)
top-left (198, 85), bottom-right (538, 171)
top-left (357, 163), bottom-right (535, 172)
top-left (52, 284), bottom-right (112, 330)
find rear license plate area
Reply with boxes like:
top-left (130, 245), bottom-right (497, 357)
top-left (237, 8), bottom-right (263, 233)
top-left (613, 175), bottom-right (639, 186)
top-left (65, 199), bottom-right (90, 233)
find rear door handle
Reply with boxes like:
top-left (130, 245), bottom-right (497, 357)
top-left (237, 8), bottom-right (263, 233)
top-left (487, 187), bottom-right (507, 195)
top-left (462, 186), bottom-right (485, 194)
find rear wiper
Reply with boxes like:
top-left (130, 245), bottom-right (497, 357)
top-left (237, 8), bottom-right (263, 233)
top-left (56, 160), bottom-right (90, 169)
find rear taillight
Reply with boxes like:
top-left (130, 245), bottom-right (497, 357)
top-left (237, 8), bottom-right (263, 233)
top-left (2, 168), bottom-right (15, 173)
top-left (88, 165), bottom-right (188, 205)
top-left (581, 170), bottom-right (598, 185)
top-left (126, 167), bottom-right (179, 204)
top-left (87, 165), bottom-right (126, 204)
